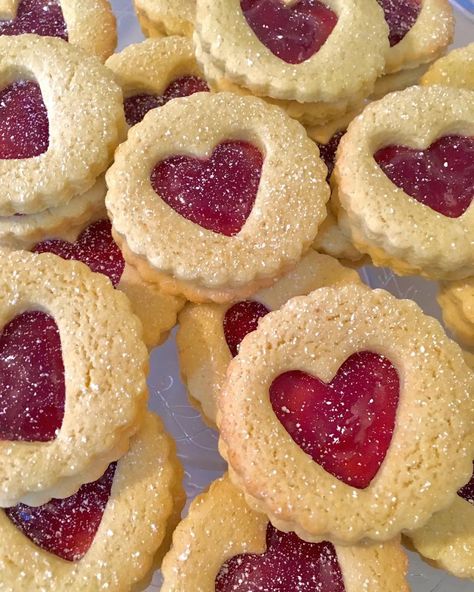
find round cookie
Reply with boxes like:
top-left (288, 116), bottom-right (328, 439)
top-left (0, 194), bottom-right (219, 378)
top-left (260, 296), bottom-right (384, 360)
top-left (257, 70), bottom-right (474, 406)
top-left (0, 35), bottom-right (125, 216)
top-left (0, 0), bottom-right (117, 61)
top-left (133, 0), bottom-right (194, 37)
top-left (0, 250), bottom-right (148, 507)
top-left (178, 252), bottom-right (361, 426)
top-left (106, 92), bottom-right (329, 303)
top-left (0, 413), bottom-right (185, 592)
top-left (421, 42), bottom-right (474, 90)
top-left (335, 85), bottom-right (474, 280)
top-left (161, 474), bottom-right (410, 592)
top-left (106, 36), bottom-right (209, 128)
top-left (438, 277), bottom-right (474, 347)
top-left (217, 283), bottom-right (473, 545)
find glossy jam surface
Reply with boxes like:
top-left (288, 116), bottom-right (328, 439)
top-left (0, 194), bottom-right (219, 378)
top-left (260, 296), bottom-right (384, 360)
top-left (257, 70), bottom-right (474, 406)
top-left (317, 130), bottom-right (344, 180)
top-left (376, 0), bottom-right (421, 46)
top-left (0, 312), bottom-right (65, 442)
top-left (0, 81), bottom-right (49, 159)
top-left (223, 300), bottom-right (270, 357)
top-left (6, 463), bottom-right (116, 561)
top-left (124, 75), bottom-right (209, 127)
top-left (33, 219), bottom-right (125, 287)
top-left (375, 135), bottom-right (474, 219)
top-left (241, 0), bottom-right (337, 64)
top-left (151, 141), bottom-right (264, 236)
top-left (270, 351), bottom-right (399, 489)
top-left (215, 523), bottom-right (345, 592)
top-left (458, 463), bottom-right (474, 505)
top-left (0, 0), bottom-right (67, 39)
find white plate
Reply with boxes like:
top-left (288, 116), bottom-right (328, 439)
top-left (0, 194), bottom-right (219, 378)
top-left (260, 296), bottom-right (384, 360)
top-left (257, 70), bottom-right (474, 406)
top-left (110, 2), bottom-right (473, 589)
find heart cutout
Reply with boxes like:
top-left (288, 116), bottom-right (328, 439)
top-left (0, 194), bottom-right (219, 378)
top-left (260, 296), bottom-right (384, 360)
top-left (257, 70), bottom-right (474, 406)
top-left (0, 311), bottom-right (65, 442)
top-left (151, 141), bottom-right (264, 236)
top-left (124, 75), bottom-right (209, 127)
top-left (270, 351), bottom-right (399, 489)
top-left (216, 523), bottom-right (345, 592)
top-left (33, 219), bottom-right (125, 288)
top-left (376, 0), bottom-right (421, 46)
top-left (374, 135), bottom-right (474, 219)
top-left (0, 80), bottom-right (49, 159)
top-left (0, 0), bottom-right (67, 39)
top-left (240, 0), bottom-right (337, 64)
top-left (458, 463), bottom-right (474, 505)
top-left (5, 462), bottom-right (116, 561)
top-left (223, 300), bottom-right (270, 357)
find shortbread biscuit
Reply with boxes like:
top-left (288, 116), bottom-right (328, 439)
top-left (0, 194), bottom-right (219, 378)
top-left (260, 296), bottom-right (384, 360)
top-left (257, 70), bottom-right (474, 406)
top-left (438, 277), bottom-right (474, 347)
top-left (421, 42), bottom-right (474, 90)
top-left (134, 0), bottom-right (194, 37)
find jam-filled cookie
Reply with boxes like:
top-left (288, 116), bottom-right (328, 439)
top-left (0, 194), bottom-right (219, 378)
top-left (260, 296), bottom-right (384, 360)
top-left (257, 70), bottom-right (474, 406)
top-left (335, 85), bottom-right (474, 280)
top-left (161, 474), bottom-right (410, 592)
top-left (0, 35), bottom-right (125, 216)
top-left (437, 277), bottom-right (474, 348)
top-left (194, 0), bottom-right (389, 126)
top-left (407, 462), bottom-right (474, 579)
top-left (421, 42), bottom-right (474, 91)
top-left (0, 250), bottom-right (148, 507)
top-left (0, 413), bottom-right (185, 592)
top-left (0, 0), bottom-right (116, 61)
top-left (106, 92), bottom-right (329, 303)
top-left (178, 252), bottom-right (361, 426)
top-left (133, 0), bottom-right (195, 37)
top-left (218, 284), bottom-right (473, 545)
top-left (106, 37), bottom-right (209, 128)
top-left (32, 217), bottom-right (185, 350)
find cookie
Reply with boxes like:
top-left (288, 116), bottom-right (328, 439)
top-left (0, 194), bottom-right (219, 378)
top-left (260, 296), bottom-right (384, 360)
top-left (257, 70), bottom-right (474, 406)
top-left (161, 474), bottom-right (410, 592)
top-left (133, 0), bottom-right (195, 37)
top-left (106, 92), bottom-right (329, 303)
top-left (217, 284), bottom-right (473, 545)
top-left (421, 42), bottom-right (474, 90)
top-left (178, 252), bottom-right (361, 425)
top-left (0, 413), bottom-right (185, 591)
top-left (0, 250), bottom-right (148, 507)
top-left (438, 277), bottom-right (474, 347)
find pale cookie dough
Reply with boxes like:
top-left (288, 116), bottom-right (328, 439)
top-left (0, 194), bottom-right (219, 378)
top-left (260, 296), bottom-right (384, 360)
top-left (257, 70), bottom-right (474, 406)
top-left (335, 85), bottom-right (474, 280)
top-left (0, 250), bottom-right (148, 507)
top-left (421, 42), bottom-right (474, 90)
top-left (438, 277), bottom-right (474, 347)
top-left (161, 474), bottom-right (410, 592)
top-left (0, 413), bottom-right (185, 592)
top-left (0, 35), bottom-right (125, 216)
top-left (106, 92), bottom-right (329, 303)
top-left (218, 284), bottom-right (473, 545)
top-left (133, 0), bottom-right (194, 37)
top-left (177, 252), bottom-right (361, 426)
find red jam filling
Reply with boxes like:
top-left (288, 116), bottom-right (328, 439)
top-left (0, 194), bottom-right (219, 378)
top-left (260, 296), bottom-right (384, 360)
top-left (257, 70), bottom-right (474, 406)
top-left (5, 462), bottom-right (116, 561)
top-left (241, 0), bottom-right (337, 64)
top-left (458, 463), bottom-right (474, 505)
top-left (0, 311), bottom-right (65, 442)
top-left (0, 0), bottom-right (67, 39)
top-left (376, 0), bottom-right (421, 46)
top-left (269, 351), bottom-right (399, 489)
top-left (215, 523), bottom-right (345, 592)
top-left (223, 300), bottom-right (270, 357)
top-left (151, 141), bottom-right (264, 236)
top-left (374, 135), bottom-right (474, 219)
top-left (317, 130), bottom-right (345, 181)
top-left (33, 219), bottom-right (125, 288)
top-left (124, 75), bottom-right (209, 127)
top-left (0, 80), bottom-right (49, 159)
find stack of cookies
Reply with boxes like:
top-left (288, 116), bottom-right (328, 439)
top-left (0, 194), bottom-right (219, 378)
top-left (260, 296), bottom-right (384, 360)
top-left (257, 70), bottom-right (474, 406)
top-left (0, 0), bottom-right (472, 590)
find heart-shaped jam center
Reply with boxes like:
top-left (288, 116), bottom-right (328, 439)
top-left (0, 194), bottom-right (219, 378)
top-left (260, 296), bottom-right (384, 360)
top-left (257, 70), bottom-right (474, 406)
top-left (5, 462), bottom-right (116, 561)
top-left (374, 135), bottom-right (474, 219)
top-left (376, 0), bottom-right (421, 46)
top-left (223, 300), bottom-right (270, 357)
top-left (241, 0), bottom-right (337, 64)
top-left (0, 311), bottom-right (65, 442)
top-left (458, 463), bottom-right (474, 505)
top-left (33, 219), bottom-right (125, 288)
top-left (0, 0), bottom-right (67, 39)
top-left (270, 351), bottom-right (399, 489)
top-left (151, 141), bottom-right (264, 236)
top-left (0, 80), bottom-right (49, 159)
top-left (316, 130), bottom-right (345, 181)
top-left (216, 523), bottom-right (345, 592)
top-left (124, 75), bottom-right (209, 127)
